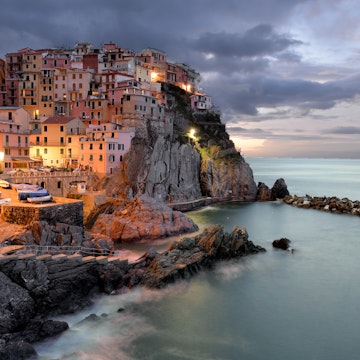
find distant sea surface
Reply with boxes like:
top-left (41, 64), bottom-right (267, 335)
top-left (35, 158), bottom-right (360, 360)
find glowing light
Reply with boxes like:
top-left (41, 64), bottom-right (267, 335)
top-left (151, 72), bottom-right (157, 80)
top-left (187, 128), bottom-right (198, 142)
top-left (0, 152), bottom-right (4, 161)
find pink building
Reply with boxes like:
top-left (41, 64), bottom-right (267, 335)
top-left (78, 122), bottom-right (134, 175)
top-left (0, 107), bottom-right (36, 172)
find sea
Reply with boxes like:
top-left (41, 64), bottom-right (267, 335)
top-left (35, 158), bottom-right (360, 360)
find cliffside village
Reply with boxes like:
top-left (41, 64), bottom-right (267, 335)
top-left (0, 42), bottom-right (213, 176)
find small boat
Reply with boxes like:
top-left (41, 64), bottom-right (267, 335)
top-left (26, 195), bottom-right (52, 203)
top-left (12, 183), bottom-right (40, 191)
top-left (17, 187), bottom-right (50, 201)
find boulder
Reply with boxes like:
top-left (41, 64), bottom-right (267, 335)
top-left (91, 195), bottom-right (199, 242)
top-left (257, 178), bottom-right (289, 201)
top-left (0, 272), bottom-right (35, 335)
top-left (272, 238), bottom-right (291, 250)
top-left (0, 340), bottom-right (37, 360)
top-left (271, 178), bottom-right (289, 199)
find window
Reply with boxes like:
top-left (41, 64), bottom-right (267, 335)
top-left (5, 148), bottom-right (10, 155)
top-left (109, 155), bottom-right (115, 162)
top-left (24, 150), bottom-right (29, 156)
top-left (44, 137), bottom-right (48, 144)
top-left (18, 149), bottom-right (21, 156)
top-left (44, 126), bottom-right (47, 132)
top-left (68, 137), bottom-right (72, 143)
top-left (99, 155), bottom-right (103, 161)
top-left (80, 144), bottom-right (84, 150)
top-left (120, 155), bottom-right (123, 162)
top-left (60, 149), bottom-right (64, 155)
top-left (8, 112), bottom-right (12, 120)
top-left (89, 144), bottom-right (93, 150)
top-left (60, 137), bottom-right (64, 144)
top-left (60, 126), bottom-right (64, 132)
top-left (44, 148), bottom-right (47, 154)
top-left (89, 154), bottom-right (93, 161)
top-left (99, 143), bottom-right (102, 150)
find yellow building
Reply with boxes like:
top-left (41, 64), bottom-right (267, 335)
top-left (30, 115), bottom-right (86, 169)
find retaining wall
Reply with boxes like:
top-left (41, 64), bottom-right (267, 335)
top-left (1, 198), bottom-right (84, 226)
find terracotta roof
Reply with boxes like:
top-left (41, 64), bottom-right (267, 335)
top-left (42, 116), bottom-right (77, 124)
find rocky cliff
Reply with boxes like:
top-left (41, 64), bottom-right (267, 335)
top-left (96, 84), bottom-right (257, 203)
top-left (0, 224), bottom-right (264, 359)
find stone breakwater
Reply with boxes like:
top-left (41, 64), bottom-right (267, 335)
top-left (0, 224), bottom-right (265, 359)
top-left (283, 194), bottom-right (360, 215)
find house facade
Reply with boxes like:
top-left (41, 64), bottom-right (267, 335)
top-left (29, 115), bottom-right (86, 169)
top-left (78, 123), bottom-right (134, 175)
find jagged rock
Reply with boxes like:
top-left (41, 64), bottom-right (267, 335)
top-left (0, 272), bottom-right (35, 335)
top-left (271, 178), bottom-right (290, 199)
top-left (257, 178), bottom-right (289, 201)
top-left (145, 136), bottom-right (203, 202)
top-left (272, 238), bottom-right (291, 250)
top-left (0, 340), bottom-right (37, 360)
top-left (129, 224), bottom-right (265, 289)
top-left (91, 194), bottom-right (199, 242)
top-left (200, 152), bottom-right (257, 200)
top-left (257, 182), bottom-right (272, 201)
top-left (10, 319), bottom-right (69, 343)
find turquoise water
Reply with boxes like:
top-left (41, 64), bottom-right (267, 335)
top-left (35, 158), bottom-right (360, 360)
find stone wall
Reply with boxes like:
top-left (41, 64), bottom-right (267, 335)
top-left (5, 172), bottom-right (95, 197)
top-left (1, 199), bottom-right (84, 226)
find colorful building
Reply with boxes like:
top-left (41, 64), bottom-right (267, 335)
top-left (78, 122), bottom-right (134, 175)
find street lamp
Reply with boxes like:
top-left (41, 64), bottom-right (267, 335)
top-left (188, 128), bottom-right (196, 140)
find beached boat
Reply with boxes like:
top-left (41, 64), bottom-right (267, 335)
top-left (17, 187), bottom-right (50, 201)
top-left (26, 195), bottom-right (52, 203)
top-left (11, 183), bottom-right (40, 191)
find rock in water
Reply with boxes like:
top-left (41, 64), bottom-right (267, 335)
top-left (122, 224), bottom-right (266, 289)
top-left (272, 238), bottom-right (291, 250)
top-left (257, 178), bottom-right (289, 201)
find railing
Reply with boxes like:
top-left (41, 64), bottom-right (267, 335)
top-left (0, 243), bottom-right (113, 257)
top-left (7, 170), bottom-right (91, 178)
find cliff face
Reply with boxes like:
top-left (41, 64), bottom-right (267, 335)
top-left (99, 84), bottom-right (257, 203)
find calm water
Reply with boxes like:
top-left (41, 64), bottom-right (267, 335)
top-left (36, 158), bottom-right (360, 360)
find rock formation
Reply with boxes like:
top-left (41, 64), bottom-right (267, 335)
top-left (0, 225), bottom-right (265, 358)
top-left (257, 178), bottom-right (290, 201)
top-left (94, 84), bottom-right (258, 204)
top-left (3, 220), bottom-right (114, 255)
top-left (89, 194), bottom-right (199, 242)
top-left (272, 237), bottom-right (291, 250)
top-left (283, 194), bottom-right (360, 215)
top-left (122, 224), bottom-right (266, 289)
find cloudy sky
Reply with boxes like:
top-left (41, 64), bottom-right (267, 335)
top-left (1, 0), bottom-right (360, 158)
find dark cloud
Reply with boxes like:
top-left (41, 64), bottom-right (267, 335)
top-left (1, 0), bottom-right (360, 159)
top-left (325, 126), bottom-right (360, 134)
top-left (190, 25), bottom-right (302, 58)
top-left (205, 73), bottom-right (360, 117)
